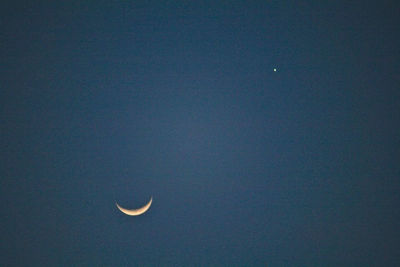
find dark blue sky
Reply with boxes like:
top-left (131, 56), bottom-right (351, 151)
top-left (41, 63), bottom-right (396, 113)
top-left (1, 1), bottom-right (399, 266)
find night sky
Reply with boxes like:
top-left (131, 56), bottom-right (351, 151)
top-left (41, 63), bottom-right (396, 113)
top-left (1, 1), bottom-right (399, 266)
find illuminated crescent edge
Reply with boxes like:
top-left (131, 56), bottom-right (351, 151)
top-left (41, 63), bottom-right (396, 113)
top-left (116, 197), bottom-right (153, 216)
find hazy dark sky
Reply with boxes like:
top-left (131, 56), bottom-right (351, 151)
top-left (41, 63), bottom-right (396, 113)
top-left (1, 1), bottom-right (399, 266)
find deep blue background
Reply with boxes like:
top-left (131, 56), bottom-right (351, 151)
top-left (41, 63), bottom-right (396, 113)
top-left (1, 1), bottom-right (399, 266)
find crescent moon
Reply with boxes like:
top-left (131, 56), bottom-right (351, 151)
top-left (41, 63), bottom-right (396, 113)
top-left (116, 197), bottom-right (153, 216)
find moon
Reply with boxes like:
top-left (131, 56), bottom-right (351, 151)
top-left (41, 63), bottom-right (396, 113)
top-left (116, 197), bottom-right (153, 216)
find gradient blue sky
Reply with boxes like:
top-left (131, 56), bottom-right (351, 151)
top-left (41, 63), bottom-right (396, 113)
top-left (1, 1), bottom-right (399, 266)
